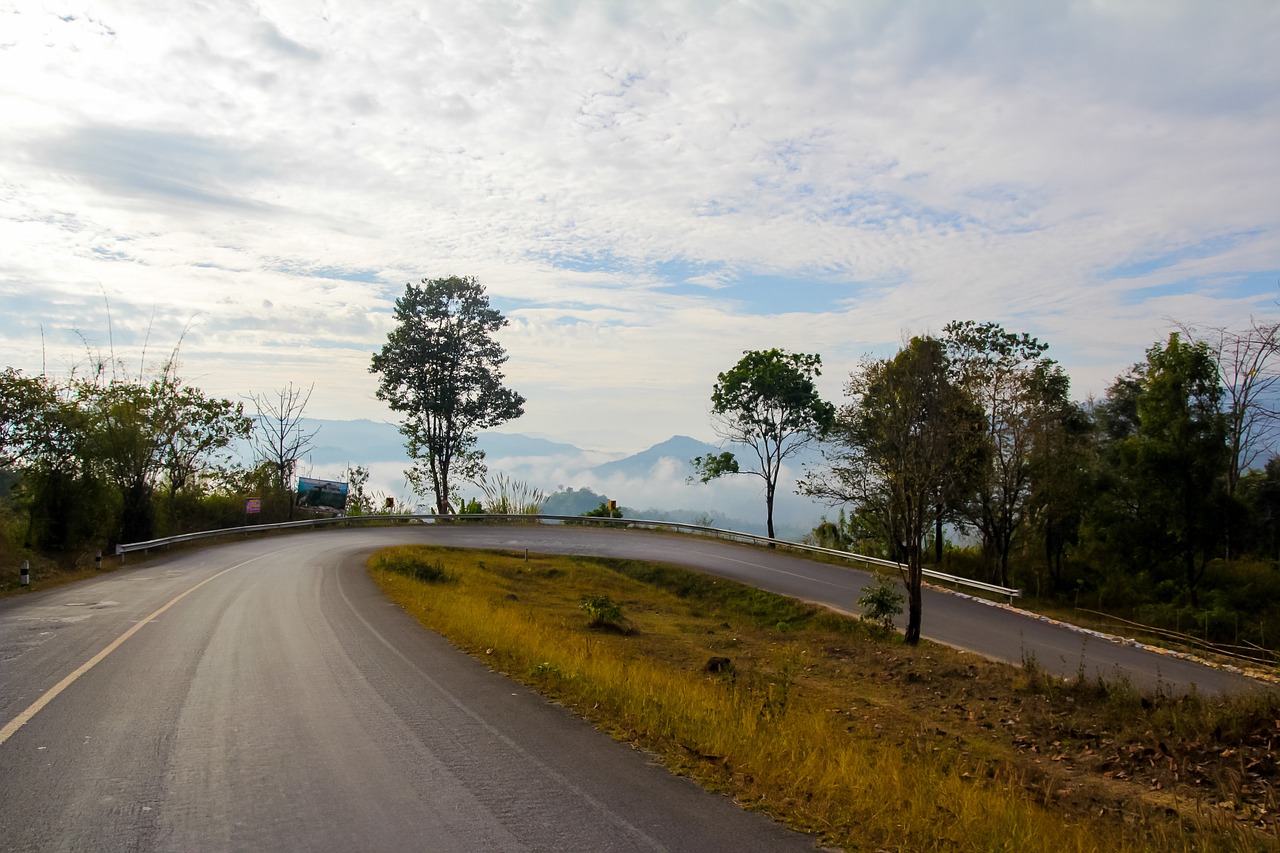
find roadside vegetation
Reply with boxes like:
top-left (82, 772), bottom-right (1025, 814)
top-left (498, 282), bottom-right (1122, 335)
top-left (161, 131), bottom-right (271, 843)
top-left (371, 544), bottom-right (1280, 853)
top-left (7, 292), bottom-right (1280, 664)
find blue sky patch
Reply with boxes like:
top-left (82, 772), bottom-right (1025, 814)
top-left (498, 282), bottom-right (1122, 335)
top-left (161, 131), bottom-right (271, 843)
top-left (1104, 231), bottom-right (1264, 280)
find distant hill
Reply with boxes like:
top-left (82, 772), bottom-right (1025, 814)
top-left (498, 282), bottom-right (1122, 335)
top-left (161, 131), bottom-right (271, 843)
top-left (268, 419), bottom-right (832, 540)
top-left (589, 435), bottom-right (717, 479)
top-left (299, 419), bottom-right (588, 466)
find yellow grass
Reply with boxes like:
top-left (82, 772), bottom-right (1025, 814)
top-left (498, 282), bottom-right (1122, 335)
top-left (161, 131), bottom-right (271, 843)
top-left (369, 545), bottom-right (1268, 852)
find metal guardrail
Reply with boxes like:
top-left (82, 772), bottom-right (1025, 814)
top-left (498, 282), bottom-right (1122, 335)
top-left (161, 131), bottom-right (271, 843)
top-left (116, 513), bottom-right (1022, 602)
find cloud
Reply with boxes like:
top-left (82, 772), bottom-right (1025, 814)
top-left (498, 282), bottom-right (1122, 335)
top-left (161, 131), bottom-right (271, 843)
top-left (1, 1), bottom-right (1278, 449)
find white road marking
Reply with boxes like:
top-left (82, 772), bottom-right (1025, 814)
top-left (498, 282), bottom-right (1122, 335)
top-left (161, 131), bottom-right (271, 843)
top-left (0, 548), bottom-right (292, 747)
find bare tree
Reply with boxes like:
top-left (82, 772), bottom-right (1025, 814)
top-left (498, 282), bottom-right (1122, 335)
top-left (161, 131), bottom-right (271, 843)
top-left (247, 383), bottom-right (319, 496)
top-left (1178, 317), bottom-right (1280, 499)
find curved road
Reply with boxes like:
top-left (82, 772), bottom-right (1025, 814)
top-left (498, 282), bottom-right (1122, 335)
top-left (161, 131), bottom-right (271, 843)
top-left (0, 526), bottom-right (1268, 851)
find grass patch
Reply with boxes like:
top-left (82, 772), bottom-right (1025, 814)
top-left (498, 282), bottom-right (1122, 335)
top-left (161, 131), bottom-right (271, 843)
top-left (370, 545), bottom-right (1280, 852)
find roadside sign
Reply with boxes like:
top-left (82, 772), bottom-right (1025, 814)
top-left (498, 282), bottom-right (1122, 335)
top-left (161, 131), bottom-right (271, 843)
top-left (246, 498), bottom-right (262, 514)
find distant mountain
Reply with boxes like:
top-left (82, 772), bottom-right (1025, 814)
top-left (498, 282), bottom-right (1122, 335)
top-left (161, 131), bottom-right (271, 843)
top-left (300, 419), bottom-right (588, 466)
top-left (588, 434), bottom-right (717, 478)
top-left (266, 419), bottom-right (831, 540)
top-left (474, 432), bottom-right (585, 459)
top-left (305, 419), bottom-right (403, 464)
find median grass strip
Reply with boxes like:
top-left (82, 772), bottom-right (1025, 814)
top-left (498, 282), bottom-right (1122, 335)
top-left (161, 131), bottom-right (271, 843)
top-left (369, 545), bottom-right (1278, 852)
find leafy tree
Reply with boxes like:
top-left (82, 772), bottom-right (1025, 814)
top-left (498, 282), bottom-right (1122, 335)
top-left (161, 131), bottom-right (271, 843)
top-left (160, 382), bottom-right (252, 500)
top-left (943, 321), bottom-right (1070, 587)
top-left (1129, 334), bottom-right (1229, 604)
top-left (370, 276), bottom-right (525, 514)
top-left (1090, 334), bottom-right (1229, 606)
top-left (80, 361), bottom-right (250, 543)
top-left (1, 369), bottom-right (62, 469)
top-left (1238, 456), bottom-right (1280, 560)
top-left (345, 464), bottom-right (374, 515)
top-left (691, 349), bottom-right (835, 540)
top-left (1024, 392), bottom-right (1093, 591)
top-left (804, 337), bottom-right (984, 644)
top-left (0, 369), bottom-right (102, 549)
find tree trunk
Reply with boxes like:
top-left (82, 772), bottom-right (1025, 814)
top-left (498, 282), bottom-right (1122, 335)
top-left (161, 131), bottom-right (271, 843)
top-left (765, 479), bottom-right (776, 540)
top-left (904, 549), bottom-right (923, 645)
top-left (934, 512), bottom-right (944, 564)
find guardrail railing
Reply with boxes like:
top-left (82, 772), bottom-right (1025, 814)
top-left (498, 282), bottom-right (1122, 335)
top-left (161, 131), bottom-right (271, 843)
top-left (117, 513), bottom-right (1022, 602)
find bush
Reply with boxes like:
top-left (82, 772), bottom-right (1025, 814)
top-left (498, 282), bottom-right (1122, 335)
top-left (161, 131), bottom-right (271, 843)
top-left (580, 594), bottom-right (623, 628)
top-left (581, 501), bottom-right (623, 519)
top-left (857, 574), bottom-right (904, 634)
top-left (377, 552), bottom-right (451, 583)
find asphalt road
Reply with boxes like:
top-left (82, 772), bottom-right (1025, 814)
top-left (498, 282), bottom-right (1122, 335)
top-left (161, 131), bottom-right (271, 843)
top-left (0, 524), bottom-right (1269, 851)
top-left (0, 529), bottom-right (819, 852)
top-left (396, 523), bottom-right (1265, 695)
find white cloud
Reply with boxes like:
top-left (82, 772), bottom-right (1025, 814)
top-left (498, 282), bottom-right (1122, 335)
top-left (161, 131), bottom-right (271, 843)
top-left (1, 0), bottom-right (1278, 448)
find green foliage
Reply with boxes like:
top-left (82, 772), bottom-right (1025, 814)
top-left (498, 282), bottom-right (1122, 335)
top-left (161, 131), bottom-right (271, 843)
top-left (581, 501), bottom-right (622, 518)
top-left (1, 360), bottom-right (249, 548)
top-left (580, 593), bottom-right (623, 628)
top-left (688, 451), bottom-right (739, 482)
top-left (596, 557), bottom-right (817, 629)
top-left (1091, 333), bottom-right (1228, 605)
top-left (692, 348), bottom-right (834, 539)
top-left (856, 574), bottom-right (904, 634)
top-left (375, 551), bottom-right (451, 583)
top-left (942, 320), bottom-right (1070, 588)
top-left (806, 508), bottom-right (890, 558)
top-left (371, 276), bottom-right (525, 515)
top-left (540, 486), bottom-right (611, 515)
top-left (805, 336), bottom-right (984, 644)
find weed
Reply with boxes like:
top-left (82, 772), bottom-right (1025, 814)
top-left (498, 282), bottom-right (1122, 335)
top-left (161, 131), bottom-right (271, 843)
top-left (373, 550), bottom-right (452, 583)
top-left (580, 594), bottom-right (623, 629)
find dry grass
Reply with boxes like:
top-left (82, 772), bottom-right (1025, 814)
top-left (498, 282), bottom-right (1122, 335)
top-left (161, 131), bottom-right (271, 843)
top-left (369, 545), bottom-right (1279, 852)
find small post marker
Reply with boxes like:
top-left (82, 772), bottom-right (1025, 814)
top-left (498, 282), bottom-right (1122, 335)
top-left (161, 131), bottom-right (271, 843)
top-left (95, 550), bottom-right (102, 571)
top-left (20, 560), bottom-right (30, 587)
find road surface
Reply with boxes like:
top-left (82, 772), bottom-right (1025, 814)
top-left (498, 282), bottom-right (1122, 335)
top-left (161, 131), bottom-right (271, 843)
top-left (0, 529), bottom-right (819, 852)
top-left (0, 524), bottom-right (1269, 850)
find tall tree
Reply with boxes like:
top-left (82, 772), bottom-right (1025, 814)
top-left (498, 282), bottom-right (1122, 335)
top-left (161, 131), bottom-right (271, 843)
top-left (1128, 333), bottom-right (1229, 605)
top-left (943, 321), bottom-right (1069, 587)
top-left (370, 276), bottom-right (525, 514)
top-left (803, 337), bottom-right (983, 644)
top-left (1024, 385), bottom-right (1093, 592)
top-left (690, 348), bottom-right (835, 540)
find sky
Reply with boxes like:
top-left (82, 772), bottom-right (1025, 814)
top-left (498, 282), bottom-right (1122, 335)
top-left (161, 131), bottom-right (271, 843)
top-left (3, 0), bottom-right (1280, 455)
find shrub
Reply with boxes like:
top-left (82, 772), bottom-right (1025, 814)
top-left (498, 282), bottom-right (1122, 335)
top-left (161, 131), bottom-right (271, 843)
top-left (857, 574), bottom-right (904, 634)
top-left (377, 552), bottom-right (451, 583)
top-left (580, 594), bottom-right (623, 628)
